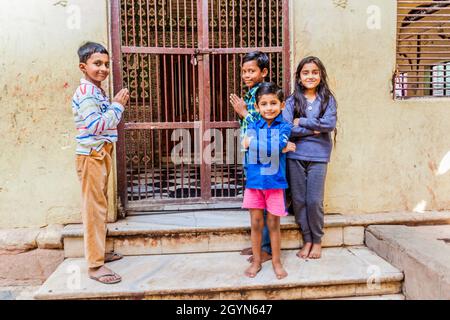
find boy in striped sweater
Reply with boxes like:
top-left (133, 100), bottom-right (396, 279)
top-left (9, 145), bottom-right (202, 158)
top-left (72, 42), bottom-right (129, 284)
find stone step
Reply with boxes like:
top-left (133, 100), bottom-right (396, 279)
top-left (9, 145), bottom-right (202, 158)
top-left (366, 225), bottom-right (450, 300)
top-left (62, 211), bottom-right (363, 258)
top-left (62, 210), bottom-right (450, 258)
top-left (34, 247), bottom-right (403, 300)
top-left (324, 294), bottom-right (405, 300)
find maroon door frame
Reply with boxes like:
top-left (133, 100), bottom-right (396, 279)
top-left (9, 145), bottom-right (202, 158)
top-left (111, 0), bottom-right (291, 211)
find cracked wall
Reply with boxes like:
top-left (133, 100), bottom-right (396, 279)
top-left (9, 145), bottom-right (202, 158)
top-left (291, 0), bottom-right (450, 213)
top-left (0, 0), bottom-right (114, 228)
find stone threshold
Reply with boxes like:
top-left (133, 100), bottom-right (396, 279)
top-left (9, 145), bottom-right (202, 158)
top-left (35, 247), bottom-right (403, 300)
top-left (63, 210), bottom-right (450, 238)
top-left (322, 294), bottom-right (405, 300)
top-left (62, 210), bottom-right (450, 258)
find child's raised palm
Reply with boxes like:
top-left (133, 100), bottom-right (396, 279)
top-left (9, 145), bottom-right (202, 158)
top-left (113, 88), bottom-right (130, 106)
top-left (230, 94), bottom-right (248, 118)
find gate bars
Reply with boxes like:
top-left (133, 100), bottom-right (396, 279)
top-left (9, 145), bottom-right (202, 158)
top-left (111, 0), bottom-right (290, 210)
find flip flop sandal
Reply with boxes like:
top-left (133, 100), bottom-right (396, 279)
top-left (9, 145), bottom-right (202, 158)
top-left (105, 252), bottom-right (123, 263)
top-left (89, 273), bottom-right (122, 284)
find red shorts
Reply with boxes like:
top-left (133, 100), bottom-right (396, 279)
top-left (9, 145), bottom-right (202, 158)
top-left (242, 188), bottom-right (287, 217)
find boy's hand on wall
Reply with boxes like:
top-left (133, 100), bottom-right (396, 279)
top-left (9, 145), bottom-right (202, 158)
top-left (282, 142), bottom-right (296, 153)
top-left (113, 88), bottom-right (130, 107)
top-left (314, 131), bottom-right (321, 135)
top-left (230, 94), bottom-right (248, 119)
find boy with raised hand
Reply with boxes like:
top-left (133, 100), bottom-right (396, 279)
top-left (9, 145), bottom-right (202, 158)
top-left (73, 42), bottom-right (129, 284)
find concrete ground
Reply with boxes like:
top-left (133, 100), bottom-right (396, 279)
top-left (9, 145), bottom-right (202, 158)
top-left (0, 286), bottom-right (40, 300)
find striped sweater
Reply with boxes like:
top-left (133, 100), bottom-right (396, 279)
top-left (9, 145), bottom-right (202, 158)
top-left (72, 79), bottom-right (124, 155)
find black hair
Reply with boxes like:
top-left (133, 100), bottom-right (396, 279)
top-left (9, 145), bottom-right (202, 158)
top-left (293, 56), bottom-right (337, 143)
top-left (78, 42), bottom-right (109, 63)
top-left (255, 82), bottom-right (284, 104)
top-left (242, 51), bottom-right (270, 72)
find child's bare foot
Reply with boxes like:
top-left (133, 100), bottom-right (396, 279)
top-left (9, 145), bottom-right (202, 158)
top-left (296, 242), bottom-right (312, 259)
top-left (245, 262), bottom-right (262, 278)
top-left (308, 243), bottom-right (322, 259)
top-left (240, 247), bottom-right (253, 255)
top-left (272, 262), bottom-right (288, 280)
top-left (247, 250), bottom-right (272, 263)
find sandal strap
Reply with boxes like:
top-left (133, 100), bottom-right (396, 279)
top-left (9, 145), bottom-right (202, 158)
top-left (107, 252), bottom-right (122, 257)
top-left (93, 273), bottom-right (118, 279)
top-left (100, 273), bottom-right (117, 277)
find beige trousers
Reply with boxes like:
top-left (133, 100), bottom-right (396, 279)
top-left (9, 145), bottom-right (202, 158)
top-left (76, 143), bottom-right (113, 269)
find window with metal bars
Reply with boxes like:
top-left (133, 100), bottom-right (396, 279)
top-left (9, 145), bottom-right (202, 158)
top-left (432, 61), bottom-right (450, 95)
top-left (395, 0), bottom-right (450, 99)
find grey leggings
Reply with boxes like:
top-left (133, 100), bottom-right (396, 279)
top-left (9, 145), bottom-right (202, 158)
top-left (287, 159), bottom-right (327, 244)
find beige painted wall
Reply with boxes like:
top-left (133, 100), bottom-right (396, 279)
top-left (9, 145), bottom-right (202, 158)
top-left (1, 0), bottom-right (448, 229)
top-left (292, 0), bottom-right (450, 213)
top-left (0, 0), bottom-right (116, 228)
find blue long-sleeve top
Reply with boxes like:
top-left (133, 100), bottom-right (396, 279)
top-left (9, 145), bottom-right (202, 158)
top-left (282, 95), bottom-right (337, 163)
top-left (245, 114), bottom-right (292, 190)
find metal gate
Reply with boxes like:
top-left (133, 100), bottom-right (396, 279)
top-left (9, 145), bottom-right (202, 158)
top-left (111, 0), bottom-right (290, 211)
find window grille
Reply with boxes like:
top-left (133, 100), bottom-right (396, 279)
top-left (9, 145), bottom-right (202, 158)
top-left (395, 0), bottom-right (450, 99)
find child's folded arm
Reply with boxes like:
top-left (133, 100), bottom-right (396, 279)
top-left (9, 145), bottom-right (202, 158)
top-left (282, 100), bottom-right (315, 137)
top-left (298, 98), bottom-right (337, 133)
top-left (77, 95), bottom-right (124, 135)
top-left (291, 125), bottom-right (315, 137)
top-left (298, 110), bottom-right (336, 132)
